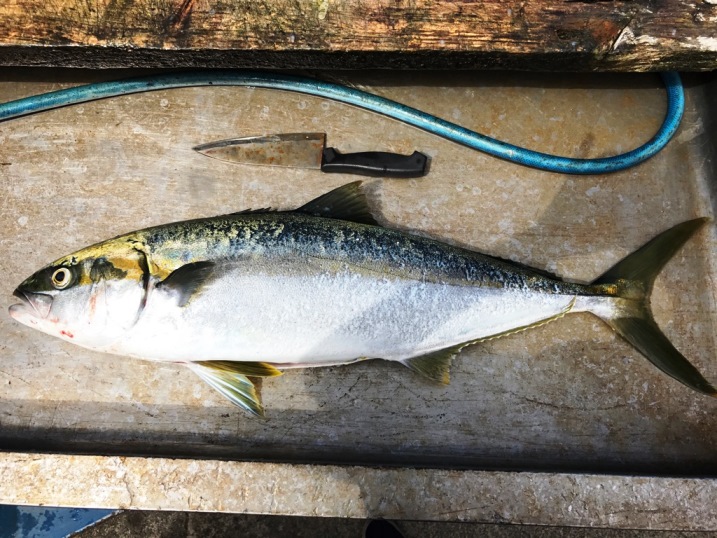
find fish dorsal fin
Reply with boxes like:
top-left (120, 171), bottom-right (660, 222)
top-left (157, 261), bottom-right (215, 307)
top-left (223, 183), bottom-right (378, 223)
top-left (295, 181), bottom-right (378, 225)
top-left (227, 207), bottom-right (274, 216)
top-left (187, 361), bottom-right (283, 417)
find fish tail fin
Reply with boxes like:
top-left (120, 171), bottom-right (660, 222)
top-left (590, 217), bottom-right (716, 396)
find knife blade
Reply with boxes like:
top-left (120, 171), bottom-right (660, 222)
top-left (193, 133), bottom-right (428, 178)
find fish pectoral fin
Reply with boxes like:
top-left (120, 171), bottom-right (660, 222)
top-left (157, 261), bottom-right (215, 307)
top-left (401, 347), bottom-right (460, 385)
top-left (295, 181), bottom-right (379, 226)
top-left (187, 361), bottom-right (282, 417)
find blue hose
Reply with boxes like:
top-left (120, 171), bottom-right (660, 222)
top-left (0, 70), bottom-right (683, 175)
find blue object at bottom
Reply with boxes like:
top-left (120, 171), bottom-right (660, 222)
top-left (0, 505), bottom-right (115, 538)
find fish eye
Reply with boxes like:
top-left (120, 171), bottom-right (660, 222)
top-left (51, 267), bottom-right (73, 290)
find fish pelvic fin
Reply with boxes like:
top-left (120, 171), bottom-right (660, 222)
top-left (591, 218), bottom-right (717, 397)
top-left (187, 361), bottom-right (283, 417)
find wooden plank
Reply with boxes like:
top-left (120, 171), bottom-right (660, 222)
top-left (0, 0), bottom-right (715, 71)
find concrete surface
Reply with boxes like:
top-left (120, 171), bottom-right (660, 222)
top-left (74, 511), bottom-right (717, 538)
top-left (5, 453), bottom-right (717, 531)
top-left (3, 70), bottom-right (717, 472)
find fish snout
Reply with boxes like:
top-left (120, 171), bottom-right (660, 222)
top-left (10, 288), bottom-right (53, 319)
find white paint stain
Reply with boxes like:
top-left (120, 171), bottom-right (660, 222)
top-left (681, 36), bottom-right (717, 51)
top-left (696, 36), bottom-right (717, 51)
top-left (676, 117), bottom-right (705, 145)
top-left (498, 218), bottom-right (514, 234)
top-left (17, 215), bottom-right (28, 226)
top-left (612, 26), bottom-right (665, 51)
top-left (635, 35), bottom-right (660, 45)
top-left (317, 0), bottom-right (329, 20)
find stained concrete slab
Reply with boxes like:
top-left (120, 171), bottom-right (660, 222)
top-left (3, 70), bottom-right (717, 472)
top-left (73, 511), bottom-right (717, 538)
top-left (4, 453), bottom-right (717, 531)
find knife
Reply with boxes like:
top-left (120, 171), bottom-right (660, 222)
top-left (193, 133), bottom-right (428, 178)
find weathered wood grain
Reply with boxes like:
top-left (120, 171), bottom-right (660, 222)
top-left (0, 0), bottom-right (715, 70)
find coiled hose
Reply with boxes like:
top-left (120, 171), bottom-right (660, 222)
top-left (0, 70), bottom-right (684, 175)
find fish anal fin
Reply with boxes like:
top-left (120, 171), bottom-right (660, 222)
top-left (402, 298), bottom-right (578, 384)
top-left (472, 297), bottom-right (577, 344)
top-left (187, 361), bottom-right (283, 417)
top-left (296, 181), bottom-right (378, 225)
top-left (402, 347), bottom-right (458, 385)
top-left (157, 261), bottom-right (215, 307)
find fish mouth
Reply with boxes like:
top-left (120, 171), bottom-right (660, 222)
top-left (10, 288), bottom-right (53, 319)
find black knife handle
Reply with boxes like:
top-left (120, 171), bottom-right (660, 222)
top-left (321, 148), bottom-right (428, 178)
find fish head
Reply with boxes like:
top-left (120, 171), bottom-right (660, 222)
top-left (9, 237), bottom-right (150, 350)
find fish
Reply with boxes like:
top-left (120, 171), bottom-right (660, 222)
top-left (9, 182), bottom-right (716, 416)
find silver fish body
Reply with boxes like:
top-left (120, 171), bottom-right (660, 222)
top-left (9, 183), bottom-right (716, 415)
top-left (109, 212), bottom-right (585, 364)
